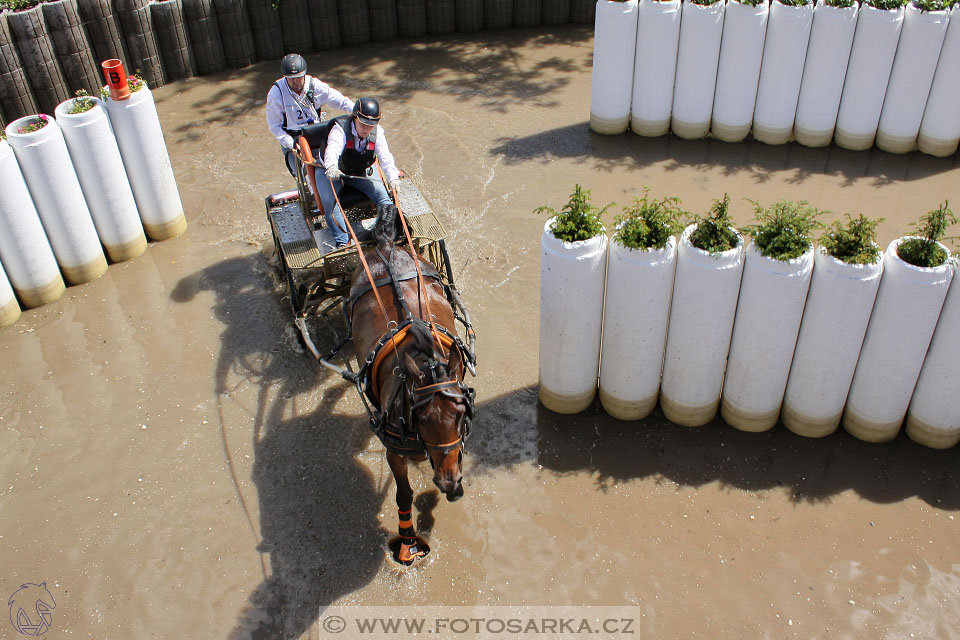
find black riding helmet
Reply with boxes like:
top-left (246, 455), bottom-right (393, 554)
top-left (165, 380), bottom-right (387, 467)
top-left (354, 97), bottom-right (381, 126)
top-left (281, 53), bottom-right (306, 78)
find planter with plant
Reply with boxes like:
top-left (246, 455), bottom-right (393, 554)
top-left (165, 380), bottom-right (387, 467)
top-left (54, 90), bottom-right (147, 264)
top-left (875, 0), bottom-right (950, 154)
top-left (751, 0), bottom-right (814, 145)
top-left (599, 189), bottom-right (684, 420)
top-left (4, 113), bottom-right (107, 285)
top-left (660, 194), bottom-right (745, 426)
top-left (537, 185), bottom-right (610, 414)
top-left (782, 214), bottom-right (885, 437)
top-left (917, 1), bottom-right (960, 156)
top-left (710, 0), bottom-right (769, 142)
top-left (906, 249), bottom-right (960, 448)
top-left (0, 135), bottom-right (66, 308)
top-left (720, 200), bottom-right (819, 432)
top-left (670, 0), bottom-right (725, 139)
top-left (102, 66), bottom-right (187, 241)
top-left (590, 0), bottom-right (639, 135)
top-left (843, 203), bottom-right (955, 443)
top-left (834, 0), bottom-right (907, 151)
top-left (794, 0), bottom-right (860, 147)
top-left (631, 0), bottom-right (683, 137)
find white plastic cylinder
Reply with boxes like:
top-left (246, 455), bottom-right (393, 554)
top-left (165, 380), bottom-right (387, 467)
top-left (671, 0), bottom-right (726, 139)
top-left (0, 261), bottom-right (20, 329)
top-left (4, 115), bottom-right (107, 285)
top-left (782, 246), bottom-right (883, 437)
top-left (539, 218), bottom-right (608, 414)
top-left (721, 242), bottom-right (814, 432)
top-left (0, 139), bottom-right (65, 308)
top-left (918, 5), bottom-right (960, 157)
top-left (104, 86), bottom-right (187, 240)
top-left (631, 0), bottom-right (682, 136)
top-left (843, 237), bottom-right (952, 443)
top-left (711, 0), bottom-right (769, 143)
top-left (875, 4), bottom-right (949, 154)
top-left (834, 3), bottom-right (905, 151)
top-left (55, 97), bottom-right (148, 263)
top-left (660, 223), bottom-right (744, 426)
top-left (589, 0), bottom-right (640, 135)
top-left (599, 234), bottom-right (677, 420)
top-left (794, 1), bottom-right (859, 147)
top-left (752, 0), bottom-right (813, 145)
top-left (905, 261), bottom-right (960, 448)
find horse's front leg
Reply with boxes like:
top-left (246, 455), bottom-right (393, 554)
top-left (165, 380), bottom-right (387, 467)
top-left (387, 452), bottom-right (430, 565)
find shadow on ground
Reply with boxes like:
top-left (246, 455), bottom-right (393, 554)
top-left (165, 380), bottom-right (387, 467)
top-left (490, 124), bottom-right (960, 187)
top-left (470, 385), bottom-right (960, 511)
top-left (162, 26), bottom-right (594, 140)
top-left (172, 254), bottom-right (387, 639)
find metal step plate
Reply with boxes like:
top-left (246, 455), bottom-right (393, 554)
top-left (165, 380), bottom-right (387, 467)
top-left (396, 180), bottom-right (445, 241)
top-left (270, 201), bottom-right (323, 269)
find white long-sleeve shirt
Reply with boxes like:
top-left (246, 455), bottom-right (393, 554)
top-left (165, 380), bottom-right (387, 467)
top-left (265, 76), bottom-right (353, 149)
top-left (323, 119), bottom-right (401, 184)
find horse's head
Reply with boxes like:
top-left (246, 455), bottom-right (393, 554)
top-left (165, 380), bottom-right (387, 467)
top-left (401, 334), bottom-right (474, 502)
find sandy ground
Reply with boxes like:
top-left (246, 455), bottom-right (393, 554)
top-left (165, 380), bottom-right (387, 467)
top-left (2, 26), bottom-right (960, 639)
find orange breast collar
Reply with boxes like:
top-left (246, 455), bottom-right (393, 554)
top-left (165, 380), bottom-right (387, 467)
top-left (370, 325), bottom-right (456, 403)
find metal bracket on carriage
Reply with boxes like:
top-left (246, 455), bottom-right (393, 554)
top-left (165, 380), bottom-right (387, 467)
top-left (295, 317), bottom-right (360, 383)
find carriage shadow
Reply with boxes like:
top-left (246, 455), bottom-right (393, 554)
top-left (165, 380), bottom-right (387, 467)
top-left (470, 385), bottom-right (960, 511)
top-left (171, 253), bottom-right (396, 639)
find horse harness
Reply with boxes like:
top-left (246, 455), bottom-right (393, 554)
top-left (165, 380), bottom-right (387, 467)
top-left (348, 249), bottom-right (477, 459)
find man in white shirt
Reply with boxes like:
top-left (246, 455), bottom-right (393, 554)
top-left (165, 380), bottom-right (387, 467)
top-left (321, 97), bottom-right (402, 248)
top-left (265, 53), bottom-right (354, 176)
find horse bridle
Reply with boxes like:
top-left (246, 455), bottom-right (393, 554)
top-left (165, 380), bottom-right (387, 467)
top-left (408, 360), bottom-right (476, 457)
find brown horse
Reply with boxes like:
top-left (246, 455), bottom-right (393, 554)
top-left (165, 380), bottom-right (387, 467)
top-left (348, 204), bottom-right (475, 565)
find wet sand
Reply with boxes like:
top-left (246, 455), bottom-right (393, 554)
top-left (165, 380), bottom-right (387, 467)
top-left (2, 27), bottom-right (960, 639)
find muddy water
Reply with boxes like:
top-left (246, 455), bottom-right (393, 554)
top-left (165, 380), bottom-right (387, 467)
top-left (3, 27), bottom-right (960, 639)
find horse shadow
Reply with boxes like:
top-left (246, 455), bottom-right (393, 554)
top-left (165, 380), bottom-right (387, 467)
top-left (171, 253), bottom-right (396, 639)
top-left (469, 385), bottom-right (960, 510)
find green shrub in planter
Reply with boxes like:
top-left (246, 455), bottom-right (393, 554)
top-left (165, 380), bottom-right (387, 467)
top-left (67, 89), bottom-right (96, 115)
top-left (912, 0), bottom-right (948, 11)
top-left (820, 213), bottom-right (885, 264)
top-left (865, 0), bottom-right (907, 10)
top-left (897, 202), bottom-right (956, 267)
top-left (688, 0), bottom-right (721, 6)
top-left (689, 193), bottom-right (739, 254)
top-left (613, 188), bottom-right (686, 250)
top-left (534, 184), bottom-right (611, 243)
top-left (777, 0), bottom-right (810, 6)
top-left (824, 0), bottom-right (855, 7)
top-left (743, 199), bottom-right (822, 261)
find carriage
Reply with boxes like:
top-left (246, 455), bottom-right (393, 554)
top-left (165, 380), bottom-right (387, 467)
top-left (264, 128), bottom-right (477, 564)
top-left (263, 126), bottom-right (475, 380)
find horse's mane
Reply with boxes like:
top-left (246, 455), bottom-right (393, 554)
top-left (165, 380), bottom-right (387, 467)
top-left (373, 203), bottom-right (399, 247)
top-left (408, 318), bottom-right (437, 356)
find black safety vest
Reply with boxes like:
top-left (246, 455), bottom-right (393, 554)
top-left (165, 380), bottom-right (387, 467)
top-left (334, 114), bottom-right (378, 176)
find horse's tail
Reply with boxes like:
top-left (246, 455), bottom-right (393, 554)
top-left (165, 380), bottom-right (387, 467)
top-left (373, 203), bottom-right (399, 247)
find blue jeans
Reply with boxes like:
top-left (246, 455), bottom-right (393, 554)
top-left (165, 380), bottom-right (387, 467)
top-left (316, 172), bottom-right (393, 246)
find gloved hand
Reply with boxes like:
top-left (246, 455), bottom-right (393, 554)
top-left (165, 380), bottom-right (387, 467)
top-left (280, 135), bottom-right (294, 150)
top-left (389, 179), bottom-right (401, 193)
top-left (326, 166), bottom-right (343, 181)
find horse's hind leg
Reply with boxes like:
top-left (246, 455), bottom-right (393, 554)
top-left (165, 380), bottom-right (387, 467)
top-left (387, 452), bottom-right (430, 565)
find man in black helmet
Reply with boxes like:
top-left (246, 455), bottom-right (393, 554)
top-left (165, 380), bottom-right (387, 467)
top-left (319, 97), bottom-right (402, 248)
top-left (265, 53), bottom-right (354, 176)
